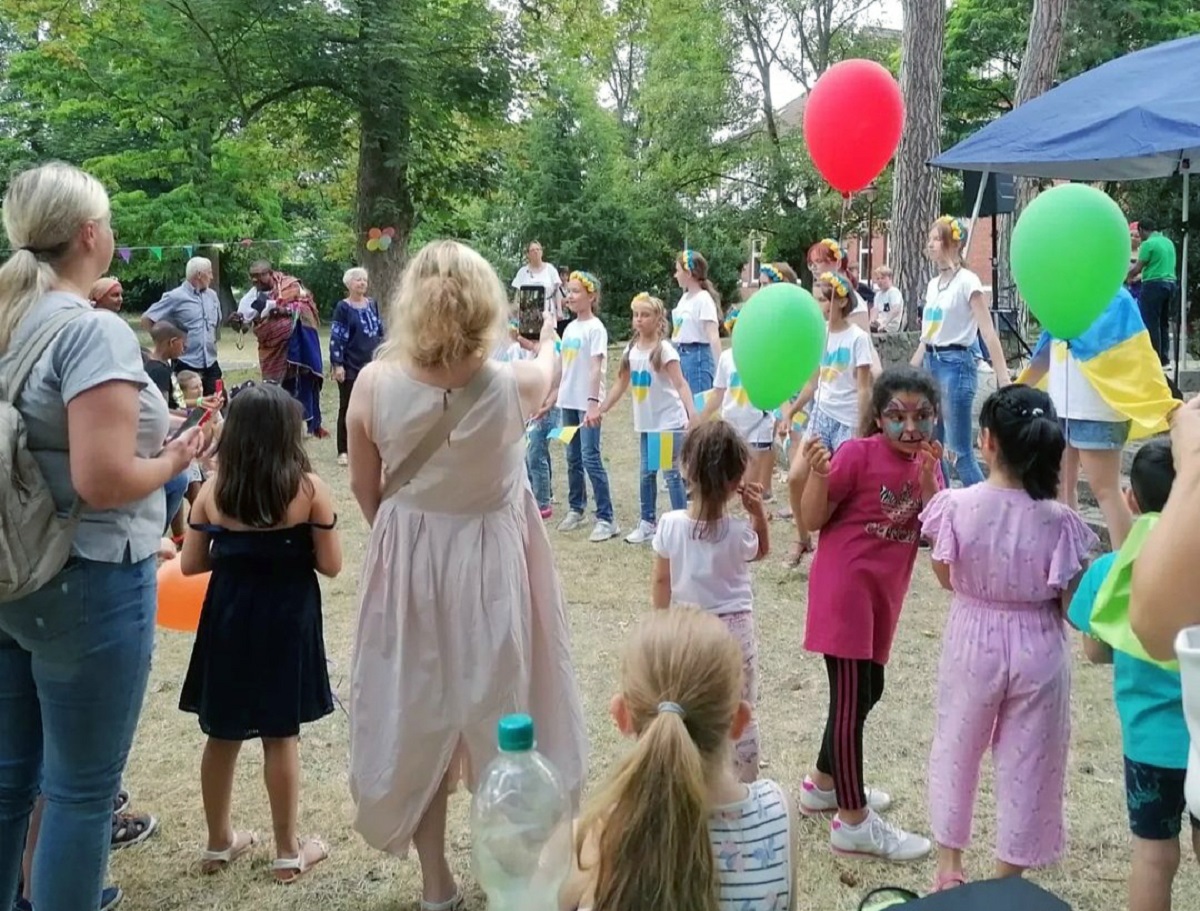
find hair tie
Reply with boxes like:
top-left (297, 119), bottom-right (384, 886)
top-left (1026, 407), bottom-right (1045, 417)
top-left (657, 701), bottom-right (685, 718)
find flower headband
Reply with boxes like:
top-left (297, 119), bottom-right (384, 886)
top-left (819, 271), bottom-right (852, 298)
top-left (570, 270), bottom-right (598, 294)
top-left (759, 263), bottom-right (785, 284)
top-left (723, 307), bottom-right (740, 334)
top-left (681, 249), bottom-right (697, 272)
top-left (819, 238), bottom-right (843, 261)
top-left (937, 216), bottom-right (968, 244)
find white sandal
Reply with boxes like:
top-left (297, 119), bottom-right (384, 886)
top-left (272, 837), bottom-right (329, 884)
top-left (200, 831), bottom-right (258, 874)
top-left (420, 894), bottom-right (465, 911)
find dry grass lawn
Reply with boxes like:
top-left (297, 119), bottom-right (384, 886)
top-left (109, 336), bottom-right (1199, 910)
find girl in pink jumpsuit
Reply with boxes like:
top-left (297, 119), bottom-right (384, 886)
top-left (920, 384), bottom-right (1096, 890)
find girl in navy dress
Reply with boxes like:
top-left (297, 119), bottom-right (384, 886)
top-left (179, 383), bottom-right (342, 883)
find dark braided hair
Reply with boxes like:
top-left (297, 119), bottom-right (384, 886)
top-left (680, 421), bottom-right (750, 542)
top-left (977, 385), bottom-right (1064, 500)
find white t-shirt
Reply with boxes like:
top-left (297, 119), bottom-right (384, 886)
top-left (490, 339), bottom-right (529, 363)
top-left (626, 340), bottom-right (687, 432)
top-left (874, 286), bottom-right (905, 333)
top-left (652, 511), bottom-right (759, 615)
top-left (556, 316), bottom-right (608, 411)
top-left (1048, 340), bottom-right (1123, 422)
top-left (714, 349), bottom-right (774, 445)
top-left (511, 262), bottom-right (562, 319)
top-left (921, 268), bottom-right (984, 348)
top-left (816, 324), bottom-right (873, 428)
top-left (672, 290), bottom-right (719, 344)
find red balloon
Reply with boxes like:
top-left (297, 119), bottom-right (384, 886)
top-left (803, 59), bottom-right (905, 194)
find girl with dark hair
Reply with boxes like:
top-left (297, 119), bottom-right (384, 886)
top-left (178, 383), bottom-right (342, 883)
top-left (798, 367), bottom-right (943, 860)
top-left (672, 250), bottom-right (723, 394)
top-left (919, 384), bottom-right (1097, 890)
top-left (651, 421), bottom-right (770, 781)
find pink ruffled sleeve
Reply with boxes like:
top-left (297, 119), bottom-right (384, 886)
top-left (919, 489), bottom-right (958, 563)
top-left (1047, 506), bottom-right (1100, 591)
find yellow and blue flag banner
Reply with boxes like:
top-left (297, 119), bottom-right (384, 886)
top-left (646, 431), bottom-right (681, 471)
top-left (548, 425), bottom-right (579, 444)
top-left (1018, 288), bottom-right (1178, 440)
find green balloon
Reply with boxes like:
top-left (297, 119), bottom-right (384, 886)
top-left (1011, 183), bottom-right (1131, 340)
top-left (731, 282), bottom-right (825, 411)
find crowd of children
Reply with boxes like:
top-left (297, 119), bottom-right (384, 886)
top-left (20, 224), bottom-right (1187, 911)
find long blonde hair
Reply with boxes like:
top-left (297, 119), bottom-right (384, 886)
top-left (0, 162), bottom-right (110, 353)
top-left (618, 293), bottom-right (670, 377)
top-left (375, 239), bottom-right (505, 369)
top-left (576, 608), bottom-right (744, 911)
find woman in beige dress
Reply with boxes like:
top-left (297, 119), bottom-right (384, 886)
top-left (346, 240), bottom-right (588, 910)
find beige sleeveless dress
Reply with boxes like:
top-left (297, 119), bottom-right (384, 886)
top-left (348, 361), bottom-right (588, 856)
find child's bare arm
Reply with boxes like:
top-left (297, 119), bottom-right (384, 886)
top-left (1082, 635), bottom-right (1115, 665)
top-left (308, 474), bottom-right (342, 577)
top-left (179, 482), bottom-right (214, 576)
top-left (651, 556), bottom-right (671, 609)
top-left (930, 559), bottom-right (953, 591)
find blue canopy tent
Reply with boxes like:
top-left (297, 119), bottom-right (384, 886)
top-left (932, 34), bottom-right (1200, 370)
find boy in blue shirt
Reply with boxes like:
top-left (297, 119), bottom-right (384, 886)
top-left (1069, 437), bottom-right (1198, 911)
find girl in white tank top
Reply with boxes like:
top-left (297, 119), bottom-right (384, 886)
top-left (560, 609), bottom-right (796, 911)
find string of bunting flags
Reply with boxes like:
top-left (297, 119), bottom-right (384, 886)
top-left (0, 226), bottom-right (400, 261)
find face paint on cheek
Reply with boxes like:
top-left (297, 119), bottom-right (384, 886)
top-left (914, 417), bottom-right (935, 439)
top-left (882, 419), bottom-right (907, 440)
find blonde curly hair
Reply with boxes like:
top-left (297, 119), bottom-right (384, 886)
top-left (375, 240), bottom-right (506, 369)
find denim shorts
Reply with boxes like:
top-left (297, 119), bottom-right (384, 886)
top-left (804, 408), bottom-right (854, 453)
top-left (1059, 418), bottom-right (1131, 451)
top-left (1124, 757), bottom-right (1200, 840)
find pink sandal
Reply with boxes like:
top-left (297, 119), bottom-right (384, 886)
top-left (932, 871), bottom-right (967, 892)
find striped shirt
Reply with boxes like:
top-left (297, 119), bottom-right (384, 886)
top-left (580, 778), bottom-right (793, 911)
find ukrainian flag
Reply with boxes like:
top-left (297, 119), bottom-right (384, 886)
top-left (1018, 288), bottom-right (1179, 440)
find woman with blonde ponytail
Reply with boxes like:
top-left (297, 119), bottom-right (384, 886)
top-left (0, 162), bottom-right (204, 911)
top-left (562, 609), bottom-right (796, 911)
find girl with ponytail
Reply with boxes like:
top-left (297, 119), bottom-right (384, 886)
top-left (672, 250), bottom-right (723, 394)
top-left (919, 384), bottom-right (1098, 891)
top-left (561, 608), bottom-right (796, 911)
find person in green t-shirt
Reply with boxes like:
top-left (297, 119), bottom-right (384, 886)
top-left (1128, 218), bottom-right (1178, 365)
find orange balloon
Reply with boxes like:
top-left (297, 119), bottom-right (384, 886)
top-left (368, 227), bottom-right (382, 240)
top-left (156, 558), bottom-right (210, 633)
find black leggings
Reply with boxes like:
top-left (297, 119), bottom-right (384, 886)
top-left (336, 373), bottom-right (356, 456)
top-left (816, 656), bottom-right (886, 812)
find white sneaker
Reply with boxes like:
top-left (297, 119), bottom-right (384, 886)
top-left (829, 809), bottom-right (931, 862)
top-left (337, 453), bottom-right (348, 467)
top-left (588, 520), bottom-right (620, 542)
top-left (624, 521), bottom-right (656, 544)
top-left (558, 511), bottom-right (586, 533)
top-left (798, 775), bottom-right (892, 815)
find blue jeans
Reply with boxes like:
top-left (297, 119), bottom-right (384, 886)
top-left (0, 557), bottom-right (157, 911)
top-left (560, 409), bottom-right (613, 523)
top-left (924, 347), bottom-right (985, 487)
top-left (163, 469), bottom-right (189, 534)
top-left (525, 407), bottom-right (559, 509)
top-left (678, 343), bottom-right (715, 395)
top-left (639, 432), bottom-right (687, 524)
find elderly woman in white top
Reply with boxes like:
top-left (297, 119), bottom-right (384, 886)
top-left (0, 163), bottom-right (202, 911)
top-left (511, 241), bottom-right (563, 329)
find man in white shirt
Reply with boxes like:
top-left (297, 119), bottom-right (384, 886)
top-left (871, 265), bottom-right (905, 334)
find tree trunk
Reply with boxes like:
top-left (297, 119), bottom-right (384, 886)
top-left (355, 116), bottom-right (413, 309)
top-left (890, 0), bottom-right (945, 328)
top-left (995, 0), bottom-right (1070, 322)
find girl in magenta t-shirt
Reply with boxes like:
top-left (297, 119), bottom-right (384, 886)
top-left (798, 366), bottom-right (944, 863)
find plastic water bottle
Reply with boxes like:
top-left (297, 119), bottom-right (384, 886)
top-left (471, 713), bottom-right (571, 911)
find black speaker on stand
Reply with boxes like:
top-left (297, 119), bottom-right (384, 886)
top-left (960, 172), bottom-right (1032, 359)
